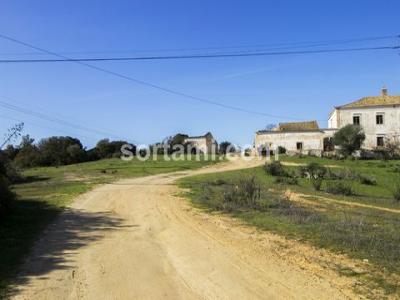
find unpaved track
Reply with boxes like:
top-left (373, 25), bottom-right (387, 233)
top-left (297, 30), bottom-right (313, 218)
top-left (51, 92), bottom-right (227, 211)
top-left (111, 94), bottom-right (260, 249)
top-left (11, 159), bottom-right (359, 299)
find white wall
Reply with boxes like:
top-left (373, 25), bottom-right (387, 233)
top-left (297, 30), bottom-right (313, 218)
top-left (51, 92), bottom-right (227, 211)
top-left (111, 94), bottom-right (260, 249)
top-left (328, 109), bottom-right (338, 129)
top-left (184, 137), bottom-right (208, 153)
top-left (254, 131), bottom-right (324, 153)
top-left (337, 105), bottom-right (400, 148)
top-left (184, 137), bottom-right (217, 154)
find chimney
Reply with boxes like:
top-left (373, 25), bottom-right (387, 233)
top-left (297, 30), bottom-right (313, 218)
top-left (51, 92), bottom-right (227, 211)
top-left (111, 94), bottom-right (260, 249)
top-left (381, 86), bottom-right (388, 96)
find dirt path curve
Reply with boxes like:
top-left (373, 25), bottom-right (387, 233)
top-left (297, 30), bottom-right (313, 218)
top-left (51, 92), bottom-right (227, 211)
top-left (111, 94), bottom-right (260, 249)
top-left (10, 158), bottom-right (360, 300)
top-left (290, 191), bottom-right (400, 215)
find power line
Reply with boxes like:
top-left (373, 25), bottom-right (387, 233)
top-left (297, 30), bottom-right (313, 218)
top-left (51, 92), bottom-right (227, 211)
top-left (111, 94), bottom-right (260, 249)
top-left (0, 114), bottom-right (98, 142)
top-left (0, 34), bottom-right (397, 56)
top-left (0, 45), bottom-right (398, 63)
top-left (0, 98), bottom-right (137, 143)
top-left (0, 33), bottom-right (338, 121)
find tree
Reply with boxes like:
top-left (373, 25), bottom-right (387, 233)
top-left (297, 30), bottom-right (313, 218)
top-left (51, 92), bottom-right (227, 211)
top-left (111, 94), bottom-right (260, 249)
top-left (37, 136), bottom-right (85, 166)
top-left (95, 139), bottom-right (131, 159)
top-left (95, 139), bottom-right (113, 158)
top-left (162, 133), bottom-right (189, 154)
top-left (2, 144), bottom-right (19, 161)
top-left (219, 141), bottom-right (236, 155)
top-left (332, 124), bottom-right (365, 156)
top-left (13, 135), bottom-right (40, 168)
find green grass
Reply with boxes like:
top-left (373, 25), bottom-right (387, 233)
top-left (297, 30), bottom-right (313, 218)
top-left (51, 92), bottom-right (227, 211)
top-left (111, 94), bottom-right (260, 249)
top-left (279, 156), bottom-right (400, 209)
top-left (178, 156), bottom-right (400, 295)
top-left (0, 156), bottom-right (220, 296)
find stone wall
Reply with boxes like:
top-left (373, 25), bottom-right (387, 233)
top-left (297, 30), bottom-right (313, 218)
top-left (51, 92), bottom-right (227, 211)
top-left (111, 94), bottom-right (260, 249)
top-left (333, 105), bottom-right (400, 149)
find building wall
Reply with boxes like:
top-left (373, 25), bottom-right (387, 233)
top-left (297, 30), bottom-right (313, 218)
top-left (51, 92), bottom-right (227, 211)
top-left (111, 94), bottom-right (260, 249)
top-left (184, 136), bottom-right (217, 154)
top-left (336, 105), bottom-right (400, 148)
top-left (254, 131), bottom-right (324, 154)
top-left (184, 137), bottom-right (208, 153)
top-left (328, 109), bottom-right (338, 129)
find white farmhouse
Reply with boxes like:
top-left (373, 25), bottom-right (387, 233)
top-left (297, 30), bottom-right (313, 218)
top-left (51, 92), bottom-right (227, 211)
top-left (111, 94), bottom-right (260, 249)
top-left (254, 87), bottom-right (400, 155)
top-left (184, 132), bottom-right (218, 154)
top-left (328, 87), bottom-right (400, 149)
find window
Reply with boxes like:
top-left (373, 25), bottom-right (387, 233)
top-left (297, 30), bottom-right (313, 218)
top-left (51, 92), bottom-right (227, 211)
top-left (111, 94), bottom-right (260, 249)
top-left (296, 142), bottom-right (303, 150)
top-left (377, 136), bottom-right (384, 147)
top-left (353, 115), bottom-right (360, 125)
top-left (376, 114), bottom-right (384, 125)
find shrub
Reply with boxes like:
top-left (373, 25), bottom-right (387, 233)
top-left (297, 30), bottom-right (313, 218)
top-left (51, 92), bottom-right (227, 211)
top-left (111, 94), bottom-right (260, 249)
top-left (392, 184), bottom-right (400, 202)
top-left (219, 141), bottom-right (236, 155)
top-left (358, 175), bottom-right (377, 186)
top-left (264, 161), bottom-right (286, 177)
top-left (326, 182), bottom-right (353, 196)
top-left (275, 176), bottom-right (298, 185)
top-left (336, 168), bottom-right (360, 180)
top-left (212, 179), bottom-right (227, 186)
top-left (391, 165), bottom-right (400, 173)
top-left (333, 168), bottom-right (376, 186)
top-left (299, 162), bottom-right (327, 179)
top-left (244, 148), bottom-right (252, 157)
top-left (326, 169), bottom-right (341, 180)
top-left (312, 178), bottom-right (323, 191)
top-left (277, 146), bottom-right (286, 154)
top-left (221, 175), bottom-right (261, 210)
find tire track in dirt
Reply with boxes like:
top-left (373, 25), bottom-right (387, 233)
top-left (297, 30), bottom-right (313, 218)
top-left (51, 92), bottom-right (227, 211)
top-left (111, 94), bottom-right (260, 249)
top-left (10, 158), bottom-right (362, 299)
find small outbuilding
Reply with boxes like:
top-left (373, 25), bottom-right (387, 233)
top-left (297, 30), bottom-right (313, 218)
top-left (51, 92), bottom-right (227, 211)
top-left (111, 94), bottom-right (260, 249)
top-left (184, 132), bottom-right (218, 154)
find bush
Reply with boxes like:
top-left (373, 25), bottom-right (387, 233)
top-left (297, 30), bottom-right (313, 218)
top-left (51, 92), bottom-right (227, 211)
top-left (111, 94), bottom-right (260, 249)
top-left (334, 168), bottom-right (376, 186)
top-left (275, 176), bottom-right (298, 185)
top-left (277, 146), bottom-right (286, 154)
top-left (264, 161), bottom-right (286, 177)
top-left (358, 175), bottom-right (377, 186)
top-left (335, 168), bottom-right (360, 180)
top-left (221, 175), bottom-right (261, 210)
top-left (0, 152), bottom-right (22, 183)
top-left (299, 162), bottom-right (327, 179)
top-left (326, 169), bottom-right (341, 180)
top-left (392, 184), bottom-right (400, 202)
top-left (219, 141), bottom-right (236, 155)
top-left (326, 182), bottom-right (353, 196)
top-left (312, 178), bottom-right (323, 191)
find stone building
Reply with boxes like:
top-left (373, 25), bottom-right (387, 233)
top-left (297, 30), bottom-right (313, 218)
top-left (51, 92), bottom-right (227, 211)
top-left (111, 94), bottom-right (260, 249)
top-left (184, 132), bottom-right (218, 154)
top-left (328, 87), bottom-right (400, 149)
top-left (254, 121), bottom-right (335, 156)
top-left (254, 87), bottom-right (400, 155)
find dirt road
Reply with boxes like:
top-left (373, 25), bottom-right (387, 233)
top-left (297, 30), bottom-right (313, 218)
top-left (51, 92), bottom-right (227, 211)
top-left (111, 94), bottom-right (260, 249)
top-left (10, 158), bottom-right (360, 299)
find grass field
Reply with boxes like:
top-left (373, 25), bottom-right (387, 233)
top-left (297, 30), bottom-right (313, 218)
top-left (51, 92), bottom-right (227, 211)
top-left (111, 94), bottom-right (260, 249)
top-left (0, 156), bottom-right (220, 295)
top-left (179, 156), bottom-right (400, 295)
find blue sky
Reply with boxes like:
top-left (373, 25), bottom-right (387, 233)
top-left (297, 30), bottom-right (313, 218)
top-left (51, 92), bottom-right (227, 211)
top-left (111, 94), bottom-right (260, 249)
top-left (1, 0), bottom-right (399, 148)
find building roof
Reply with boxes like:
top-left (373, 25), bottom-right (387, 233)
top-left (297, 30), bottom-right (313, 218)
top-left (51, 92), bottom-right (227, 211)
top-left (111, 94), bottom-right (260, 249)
top-left (278, 120), bottom-right (319, 131)
top-left (257, 120), bottom-right (320, 134)
top-left (186, 132), bottom-right (214, 140)
top-left (337, 88), bottom-right (400, 109)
